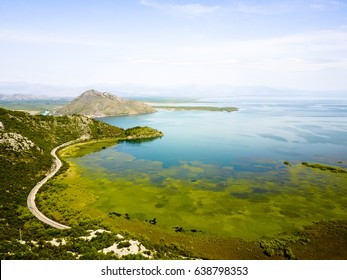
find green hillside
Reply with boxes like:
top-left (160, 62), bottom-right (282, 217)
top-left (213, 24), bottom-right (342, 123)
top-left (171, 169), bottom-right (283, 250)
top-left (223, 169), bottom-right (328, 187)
top-left (0, 107), bottom-right (163, 258)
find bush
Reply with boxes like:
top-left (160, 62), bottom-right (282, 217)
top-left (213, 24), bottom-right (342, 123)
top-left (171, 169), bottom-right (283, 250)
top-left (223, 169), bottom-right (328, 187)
top-left (117, 241), bottom-right (131, 249)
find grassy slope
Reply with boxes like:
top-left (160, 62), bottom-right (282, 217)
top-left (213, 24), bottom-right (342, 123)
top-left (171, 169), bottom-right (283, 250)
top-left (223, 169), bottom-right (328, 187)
top-left (0, 107), bottom-right (124, 240)
top-left (0, 107), bottom-right (162, 243)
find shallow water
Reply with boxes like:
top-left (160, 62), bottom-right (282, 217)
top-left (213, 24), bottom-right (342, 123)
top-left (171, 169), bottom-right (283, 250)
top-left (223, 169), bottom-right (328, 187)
top-left (65, 99), bottom-right (347, 238)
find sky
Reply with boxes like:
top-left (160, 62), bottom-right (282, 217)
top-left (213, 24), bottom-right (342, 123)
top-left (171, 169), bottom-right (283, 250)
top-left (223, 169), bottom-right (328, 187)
top-left (1, 0), bottom-right (347, 92)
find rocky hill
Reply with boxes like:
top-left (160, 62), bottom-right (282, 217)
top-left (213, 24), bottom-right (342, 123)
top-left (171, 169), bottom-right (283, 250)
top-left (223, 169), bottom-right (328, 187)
top-left (55, 89), bottom-right (156, 117)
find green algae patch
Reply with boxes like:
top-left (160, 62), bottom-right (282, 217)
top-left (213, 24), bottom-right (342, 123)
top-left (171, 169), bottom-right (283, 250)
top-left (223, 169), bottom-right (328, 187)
top-left (40, 141), bottom-right (347, 243)
top-left (59, 138), bottom-right (119, 158)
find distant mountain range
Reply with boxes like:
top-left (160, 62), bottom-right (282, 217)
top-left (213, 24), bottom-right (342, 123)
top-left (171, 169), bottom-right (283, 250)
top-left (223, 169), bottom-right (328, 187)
top-left (0, 93), bottom-right (53, 101)
top-left (1, 82), bottom-right (346, 101)
top-left (54, 89), bottom-right (156, 117)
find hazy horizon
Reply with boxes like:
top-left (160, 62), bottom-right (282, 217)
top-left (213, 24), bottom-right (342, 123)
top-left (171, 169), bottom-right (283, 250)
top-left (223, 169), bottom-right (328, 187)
top-left (1, 82), bottom-right (347, 100)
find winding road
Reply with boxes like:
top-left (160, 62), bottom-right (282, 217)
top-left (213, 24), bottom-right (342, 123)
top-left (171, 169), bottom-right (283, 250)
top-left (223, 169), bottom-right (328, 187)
top-left (27, 136), bottom-right (88, 229)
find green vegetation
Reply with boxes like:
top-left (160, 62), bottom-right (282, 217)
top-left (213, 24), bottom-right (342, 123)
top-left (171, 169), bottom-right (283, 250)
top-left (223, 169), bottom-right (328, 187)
top-left (154, 106), bottom-right (238, 112)
top-left (1, 106), bottom-right (346, 259)
top-left (259, 235), bottom-right (310, 259)
top-left (34, 141), bottom-right (346, 259)
top-left (0, 99), bottom-right (69, 114)
top-left (47, 149), bottom-right (346, 240)
top-left (124, 126), bottom-right (164, 139)
top-left (0, 107), bottom-right (115, 242)
top-left (301, 162), bottom-right (347, 173)
top-left (117, 241), bottom-right (131, 249)
top-left (0, 107), bottom-right (164, 259)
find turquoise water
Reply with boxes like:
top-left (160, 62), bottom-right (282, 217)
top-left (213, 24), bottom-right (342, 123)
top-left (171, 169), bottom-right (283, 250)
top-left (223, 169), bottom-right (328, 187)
top-left (99, 99), bottom-right (347, 169)
top-left (65, 99), bottom-right (347, 238)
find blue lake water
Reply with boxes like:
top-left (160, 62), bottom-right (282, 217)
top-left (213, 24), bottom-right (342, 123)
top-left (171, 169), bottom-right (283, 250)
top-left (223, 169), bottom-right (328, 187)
top-left (67, 98), bottom-right (347, 238)
top-left (100, 99), bottom-right (347, 169)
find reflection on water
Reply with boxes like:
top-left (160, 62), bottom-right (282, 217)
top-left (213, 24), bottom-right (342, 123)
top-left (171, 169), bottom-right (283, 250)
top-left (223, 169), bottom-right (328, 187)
top-left (66, 99), bottom-right (347, 238)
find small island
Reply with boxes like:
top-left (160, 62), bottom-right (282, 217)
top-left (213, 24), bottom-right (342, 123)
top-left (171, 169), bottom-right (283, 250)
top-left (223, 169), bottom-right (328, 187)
top-left (301, 162), bottom-right (347, 173)
top-left (154, 106), bottom-right (238, 112)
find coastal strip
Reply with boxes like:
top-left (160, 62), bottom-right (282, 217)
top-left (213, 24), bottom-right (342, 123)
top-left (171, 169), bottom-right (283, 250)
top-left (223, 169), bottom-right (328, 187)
top-left (154, 106), bottom-right (238, 112)
top-left (27, 136), bottom-right (89, 229)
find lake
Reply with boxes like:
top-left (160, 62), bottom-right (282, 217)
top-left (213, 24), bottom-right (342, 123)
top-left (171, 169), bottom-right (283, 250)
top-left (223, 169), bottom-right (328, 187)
top-left (65, 98), bottom-right (347, 239)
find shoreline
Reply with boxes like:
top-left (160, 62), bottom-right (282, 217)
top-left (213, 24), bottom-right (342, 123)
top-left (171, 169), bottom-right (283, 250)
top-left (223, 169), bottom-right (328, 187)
top-left (154, 105), bottom-right (238, 112)
top-left (27, 132), bottom-right (162, 229)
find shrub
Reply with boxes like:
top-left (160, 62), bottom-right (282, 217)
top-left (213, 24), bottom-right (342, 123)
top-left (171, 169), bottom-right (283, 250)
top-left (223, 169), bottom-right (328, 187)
top-left (117, 241), bottom-right (131, 249)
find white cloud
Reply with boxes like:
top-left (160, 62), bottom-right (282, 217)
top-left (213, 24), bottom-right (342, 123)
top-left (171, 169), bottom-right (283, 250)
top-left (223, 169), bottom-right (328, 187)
top-left (310, 0), bottom-right (347, 10)
top-left (140, 0), bottom-right (160, 9)
top-left (182, 29), bottom-right (347, 56)
top-left (171, 3), bottom-right (220, 16)
top-left (233, 2), bottom-right (293, 15)
top-left (140, 0), bottom-right (220, 17)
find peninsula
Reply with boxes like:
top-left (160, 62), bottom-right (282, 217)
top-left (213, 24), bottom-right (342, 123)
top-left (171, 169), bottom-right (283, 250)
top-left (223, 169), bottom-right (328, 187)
top-left (154, 105), bottom-right (238, 112)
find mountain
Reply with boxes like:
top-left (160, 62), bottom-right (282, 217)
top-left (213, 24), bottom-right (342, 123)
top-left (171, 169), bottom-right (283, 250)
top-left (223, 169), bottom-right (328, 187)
top-left (55, 89), bottom-right (156, 117)
top-left (0, 93), bottom-right (42, 101)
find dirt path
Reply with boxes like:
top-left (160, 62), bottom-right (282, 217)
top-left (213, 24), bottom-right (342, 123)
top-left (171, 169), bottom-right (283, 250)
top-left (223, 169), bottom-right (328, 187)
top-left (27, 136), bottom-right (88, 229)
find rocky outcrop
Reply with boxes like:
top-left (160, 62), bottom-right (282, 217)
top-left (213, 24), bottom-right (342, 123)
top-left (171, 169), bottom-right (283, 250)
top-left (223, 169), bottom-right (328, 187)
top-left (0, 132), bottom-right (38, 152)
